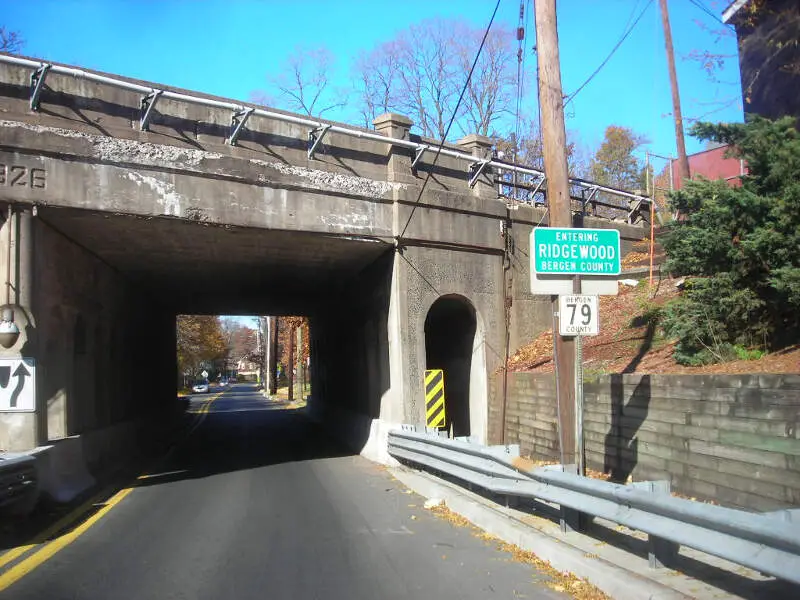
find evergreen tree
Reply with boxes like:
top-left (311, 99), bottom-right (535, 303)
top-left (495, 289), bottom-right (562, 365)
top-left (663, 116), bottom-right (800, 364)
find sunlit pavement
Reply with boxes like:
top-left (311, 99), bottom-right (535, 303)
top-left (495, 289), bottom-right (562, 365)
top-left (4, 384), bottom-right (567, 600)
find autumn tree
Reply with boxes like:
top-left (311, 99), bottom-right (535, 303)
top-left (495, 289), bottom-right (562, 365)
top-left (259, 45), bottom-right (346, 117)
top-left (176, 315), bottom-right (227, 380)
top-left (493, 118), bottom-right (589, 202)
top-left (0, 26), bottom-right (23, 53)
top-left (220, 318), bottom-right (259, 375)
top-left (589, 125), bottom-right (648, 190)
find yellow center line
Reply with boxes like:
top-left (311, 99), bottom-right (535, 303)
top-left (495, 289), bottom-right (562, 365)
top-left (0, 488), bottom-right (133, 592)
top-left (0, 485), bottom-right (116, 570)
top-left (0, 387), bottom-right (227, 589)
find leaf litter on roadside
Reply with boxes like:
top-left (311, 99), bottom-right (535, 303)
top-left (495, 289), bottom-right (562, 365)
top-left (428, 504), bottom-right (610, 600)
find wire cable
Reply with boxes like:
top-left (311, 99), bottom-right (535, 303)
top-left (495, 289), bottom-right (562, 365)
top-left (564, 0), bottom-right (655, 107)
top-left (397, 0), bottom-right (501, 242)
top-left (688, 0), bottom-right (731, 26)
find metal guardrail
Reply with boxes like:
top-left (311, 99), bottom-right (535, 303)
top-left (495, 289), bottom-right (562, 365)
top-left (0, 53), bottom-right (651, 223)
top-left (0, 453), bottom-right (38, 514)
top-left (388, 427), bottom-right (800, 585)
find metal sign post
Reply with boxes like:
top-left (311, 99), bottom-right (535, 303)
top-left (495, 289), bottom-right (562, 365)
top-left (531, 226), bottom-right (619, 477)
top-left (575, 334), bottom-right (585, 476)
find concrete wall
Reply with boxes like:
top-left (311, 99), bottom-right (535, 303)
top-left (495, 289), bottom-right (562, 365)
top-left (489, 372), bottom-right (800, 511)
top-left (308, 251), bottom-right (395, 460)
top-left (0, 210), bottom-right (175, 451)
top-left (0, 59), bottom-right (650, 460)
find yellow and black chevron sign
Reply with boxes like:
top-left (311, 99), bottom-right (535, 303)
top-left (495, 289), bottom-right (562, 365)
top-left (425, 369), bottom-right (446, 428)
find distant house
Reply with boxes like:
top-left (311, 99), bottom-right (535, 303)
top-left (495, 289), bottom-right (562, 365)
top-left (723, 0), bottom-right (800, 122)
top-left (236, 356), bottom-right (260, 381)
top-left (669, 145), bottom-right (747, 191)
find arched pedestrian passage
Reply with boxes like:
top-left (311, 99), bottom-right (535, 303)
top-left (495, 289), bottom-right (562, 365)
top-left (424, 295), bottom-right (484, 438)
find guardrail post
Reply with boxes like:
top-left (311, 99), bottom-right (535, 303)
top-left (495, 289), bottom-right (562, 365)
top-left (630, 480), bottom-right (679, 568)
top-left (648, 536), bottom-right (679, 569)
top-left (560, 506), bottom-right (588, 533)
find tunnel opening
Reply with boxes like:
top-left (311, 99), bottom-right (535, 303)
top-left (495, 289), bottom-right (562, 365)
top-left (424, 296), bottom-right (478, 438)
top-left (19, 205), bottom-right (398, 480)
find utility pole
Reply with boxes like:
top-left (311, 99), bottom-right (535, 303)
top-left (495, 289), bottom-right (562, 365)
top-left (296, 324), bottom-right (303, 400)
top-left (263, 316), bottom-right (272, 394)
top-left (659, 0), bottom-right (690, 183)
top-left (287, 324), bottom-right (294, 402)
top-left (535, 0), bottom-right (576, 467)
top-left (270, 317), bottom-right (279, 395)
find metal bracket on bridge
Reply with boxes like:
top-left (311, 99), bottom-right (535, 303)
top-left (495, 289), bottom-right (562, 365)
top-left (627, 197), bottom-right (646, 224)
top-left (307, 124), bottom-right (332, 160)
top-left (227, 107), bottom-right (254, 146)
top-left (529, 175), bottom-right (546, 205)
top-left (468, 159), bottom-right (491, 188)
top-left (582, 185), bottom-right (600, 215)
top-left (29, 63), bottom-right (52, 111)
top-left (139, 89), bottom-right (163, 131)
top-left (411, 145), bottom-right (429, 170)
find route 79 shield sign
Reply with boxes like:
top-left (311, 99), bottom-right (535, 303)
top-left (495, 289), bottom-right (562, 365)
top-left (0, 358), bottom-right (35, 412)
top-left (559, 295), bottom-right (599, 336)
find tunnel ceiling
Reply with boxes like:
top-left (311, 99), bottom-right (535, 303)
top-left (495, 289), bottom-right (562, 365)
top-left (41, 207), bottom-right (390, 314)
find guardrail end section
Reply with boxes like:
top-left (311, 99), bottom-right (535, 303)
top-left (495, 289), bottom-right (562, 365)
top-left (648, 535), bottom-right (679, 569)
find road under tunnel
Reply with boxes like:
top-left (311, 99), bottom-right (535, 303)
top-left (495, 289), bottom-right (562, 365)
top-left (3, 205), bottom-right (400, 458)
top-left (4, 382), bottom-right (569, 600)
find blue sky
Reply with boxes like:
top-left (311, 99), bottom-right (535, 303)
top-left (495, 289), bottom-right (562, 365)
top-left (1, 0), bottom-right (741, 158)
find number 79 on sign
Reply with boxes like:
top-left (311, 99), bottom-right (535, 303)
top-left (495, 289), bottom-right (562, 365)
top-left (559, 295), bottom-right (599, 336)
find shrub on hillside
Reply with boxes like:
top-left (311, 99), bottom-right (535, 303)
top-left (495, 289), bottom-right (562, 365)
top-left (662, 117), bottom-right (800, 365)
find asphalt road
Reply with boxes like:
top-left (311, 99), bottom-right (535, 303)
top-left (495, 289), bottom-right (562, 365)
top-left (5, 384), bottom-right (567, 599)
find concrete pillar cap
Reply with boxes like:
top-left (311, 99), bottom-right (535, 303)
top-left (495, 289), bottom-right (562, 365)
top-left (373, 113), bottom-right (413, 129)
top-left (457, 133), bottom-right (494, 156)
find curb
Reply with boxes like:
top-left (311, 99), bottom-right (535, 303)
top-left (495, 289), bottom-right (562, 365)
top-left (391, 466), bottom-right (692, 600)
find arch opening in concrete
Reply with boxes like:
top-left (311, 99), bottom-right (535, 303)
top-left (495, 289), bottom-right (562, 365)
top-left (424, 295), bottom-right (482, 438)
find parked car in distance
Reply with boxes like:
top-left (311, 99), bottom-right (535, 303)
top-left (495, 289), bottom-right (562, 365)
top-left (219, 378), bottom-right (228, 386)
top-left (192, 381), bottom-right (209, 394)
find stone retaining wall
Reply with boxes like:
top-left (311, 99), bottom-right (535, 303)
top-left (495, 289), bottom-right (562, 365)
top-left (488, 372), bottom-right (800, 511)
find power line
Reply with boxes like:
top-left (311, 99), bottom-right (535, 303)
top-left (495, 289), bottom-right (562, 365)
top-left (397, 0), bottom-right (501, 242)
top-left (564, 0), bottom-right (655, 107)
top-left (688, 0), bottom-right (731, 26)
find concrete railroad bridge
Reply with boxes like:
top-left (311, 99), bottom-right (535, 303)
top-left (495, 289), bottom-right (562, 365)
top-left (0, 54), bottom-right (650, 480)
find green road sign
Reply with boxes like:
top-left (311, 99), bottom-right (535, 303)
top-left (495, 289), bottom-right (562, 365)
top-left (532, 228), bottom-right (621, 275)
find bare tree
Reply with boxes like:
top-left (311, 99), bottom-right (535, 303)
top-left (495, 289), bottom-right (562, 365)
top-left (395, 19), bottom-right (461, 140)
top-left (353, 18), bottom-right (519, 142)
top-left (352, 41), bottom-right (402, 128)
top-left (0, 26), bottom-right (23, 54)
top-left (266, 45), bottom-right (346, 117)
top-left (457, 23), bottom-right (517, 137)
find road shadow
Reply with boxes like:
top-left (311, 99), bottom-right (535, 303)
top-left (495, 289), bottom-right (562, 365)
top-left (132, 386), bottom-right (359, 490)
top-left (603, 374), bottom-right (651, 483)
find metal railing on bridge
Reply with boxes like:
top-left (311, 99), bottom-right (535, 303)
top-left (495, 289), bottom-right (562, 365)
top-left (1, 54), bottom-right (651, 224)
top-left (388, 427), bottom-right (800, 585)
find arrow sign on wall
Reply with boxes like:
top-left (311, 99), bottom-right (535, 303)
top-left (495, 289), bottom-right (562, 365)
top-left (0, 358), bottom-right (36, 412)
top-left (9, 363), bottom-right (30, 408)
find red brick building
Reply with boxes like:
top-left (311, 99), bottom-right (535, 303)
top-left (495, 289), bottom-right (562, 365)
top-left (670, 145), bottom-right (746, 191)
